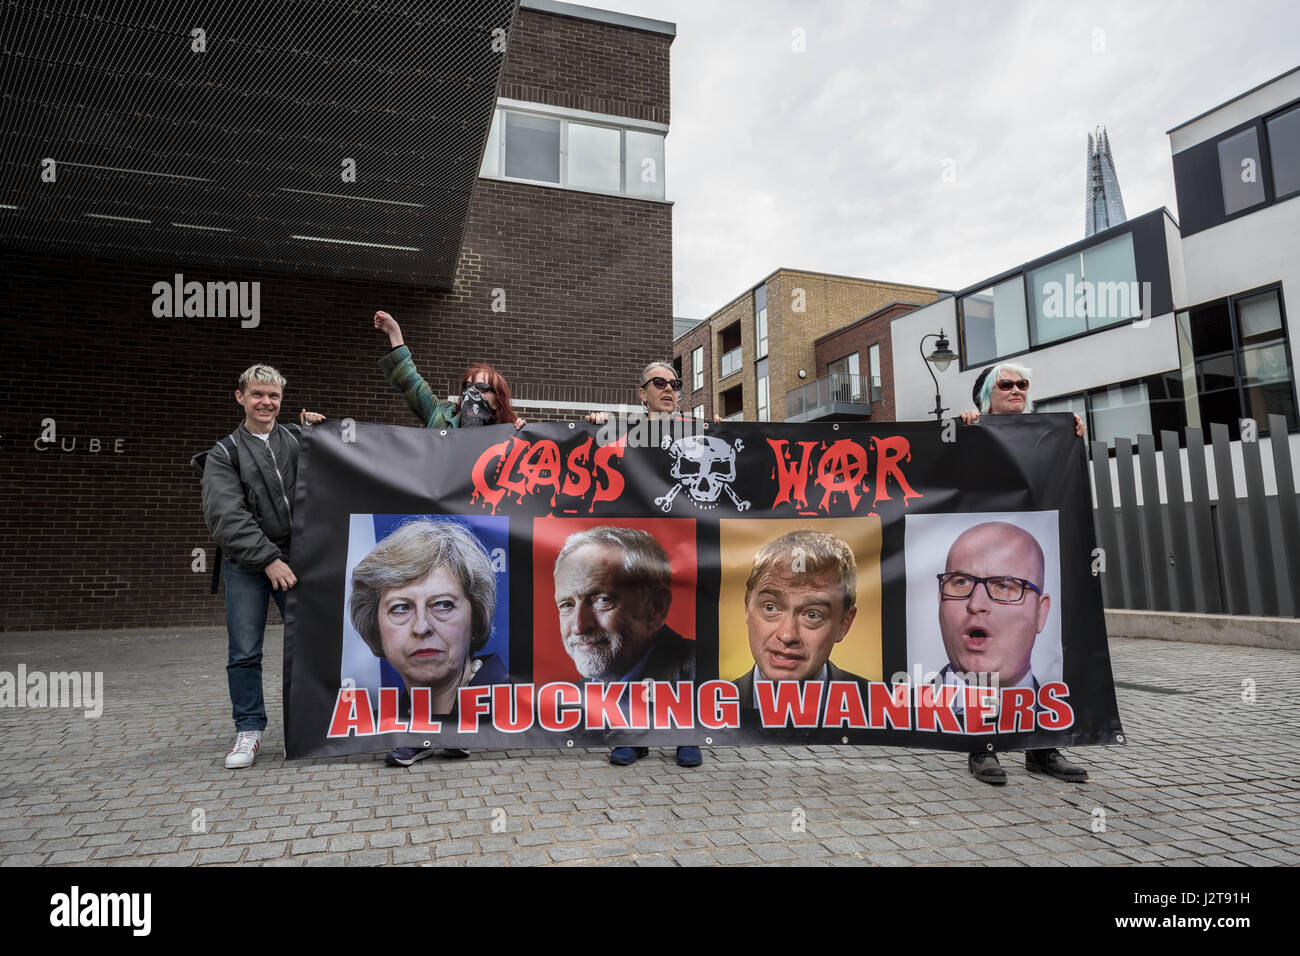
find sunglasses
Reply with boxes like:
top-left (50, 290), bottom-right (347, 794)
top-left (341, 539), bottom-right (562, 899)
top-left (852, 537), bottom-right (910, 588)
top-left (642, 376), bottom-right (683, 391)
top-left (996, 379), bottom-right (1029, 392)
top-left (463, 381), bottom-right (495, 394)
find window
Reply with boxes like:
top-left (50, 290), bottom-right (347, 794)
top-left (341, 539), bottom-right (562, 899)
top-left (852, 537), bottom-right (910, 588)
top-left (691, 346), bottom-right (704, 391)
top-left (1267, 103), bottom-right (1300, 199)
top-left (1028, 232), bottom-right (1139, 346)
top-left (1217, 128), bottom-right (1266, 215)
top-left (828, 353), bottom-right (862, 403)
top-left (755, 286), bottom-right (768, 359)
top-left (719, 322), bottom-right (742, 379)
top-left (1090, 382), bottom-right (1155, 448)
top-left (480, 104), bottom-right (667, 200)
top-left (756, 357), bottom-right (770, 422)
top-left (1034, 392), bottom-right (1088, 424)
top-left (566, 122), bottom-right (621, 192)
top-left (626, 130), bottom-right (665, 200)
top-left (960, 276), bottom-right (1028, 366)
top-left (693, 404), bottom-right (704, 420)
top-left (1037, 371), bottom-right (1186, 448)
top-left (1176, 287), bottom-right (1297, 439)
top-left (868, 344), bottom-right (882, 402)
top-left (503, 112), bottom-right (561, 183)
top-left (720, 384), bottom-right (744, 419)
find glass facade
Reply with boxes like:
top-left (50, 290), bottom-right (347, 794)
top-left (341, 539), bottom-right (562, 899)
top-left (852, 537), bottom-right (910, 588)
top-left (1267, 103), bottom-right (1300, 198)
top-left (827, 353), bottom-right (862, 402)
top-left (566, 122), bottom-right (621, 192)
top-left (960, 277), bottom-right (1028, 366)
top-left (625, 130), bottom-right (666, 200)
top-left (869, 344), bottom-right (882, 402)
top-left (1217, 127), bottom-right (1267, 215)
top-left (1176, 288), bottom-right (1297, 439)
top-left (481, 106), bottom-right (666, 200)
top-left (720, 347), bottom-right (742, 379)
top-left (503, 112), bottom-right (561, 183)
top-left (1037, 371), bottom-right (1187, 448)
top-left (1028, 233), bottom-right (1139, 346)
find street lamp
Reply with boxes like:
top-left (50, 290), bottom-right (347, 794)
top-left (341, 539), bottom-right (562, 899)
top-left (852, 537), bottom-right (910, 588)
top-left (920, 329), bottom-right (956, 422)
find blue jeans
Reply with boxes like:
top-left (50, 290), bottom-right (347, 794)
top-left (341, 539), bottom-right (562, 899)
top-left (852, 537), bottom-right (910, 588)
top-left (223, 557), bottom-right (286, 732)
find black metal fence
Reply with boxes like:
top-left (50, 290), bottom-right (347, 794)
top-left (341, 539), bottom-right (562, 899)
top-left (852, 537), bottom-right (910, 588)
top-left (1091, 413), bottom-right (1300, 617)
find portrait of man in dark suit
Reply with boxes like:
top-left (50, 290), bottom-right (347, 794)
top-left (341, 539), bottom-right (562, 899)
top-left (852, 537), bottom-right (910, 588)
top-left (552, 525), bottom-right (694, 683)
top-left (733, 529), bottom-right (868, 707)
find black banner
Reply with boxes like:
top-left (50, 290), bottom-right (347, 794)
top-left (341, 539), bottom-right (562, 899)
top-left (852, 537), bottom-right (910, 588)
top-left (284, 415), bottom-right (1124, 758)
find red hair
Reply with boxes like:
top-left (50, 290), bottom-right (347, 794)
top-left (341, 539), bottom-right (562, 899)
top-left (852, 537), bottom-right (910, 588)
top-left (460, 363), bottom-right (516, 425)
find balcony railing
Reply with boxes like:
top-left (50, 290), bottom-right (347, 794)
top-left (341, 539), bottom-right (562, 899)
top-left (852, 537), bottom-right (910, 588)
top-left (785, 373), bottom-right (877, 420)
top-left (719, 347), bottom-right (742, 379)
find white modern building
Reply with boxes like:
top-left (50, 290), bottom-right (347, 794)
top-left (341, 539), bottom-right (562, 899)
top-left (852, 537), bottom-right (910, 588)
top-left (893, 66), bottom-right (1300, 468)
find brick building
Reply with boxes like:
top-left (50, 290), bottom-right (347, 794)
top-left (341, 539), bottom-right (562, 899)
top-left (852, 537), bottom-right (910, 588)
top-left (673, 268), bottom-right (940, 423)
top-left (796, 301), bottom-right (925, 423)
top-left (0, 0), bottom-right (676, 630)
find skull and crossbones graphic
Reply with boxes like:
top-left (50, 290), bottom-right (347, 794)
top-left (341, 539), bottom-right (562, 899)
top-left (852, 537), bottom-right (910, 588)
top-left (654, 435), bottom-right (751, 512)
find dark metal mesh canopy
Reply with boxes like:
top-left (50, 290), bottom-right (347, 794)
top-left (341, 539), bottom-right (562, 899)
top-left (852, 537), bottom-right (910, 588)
top-left (0, 0), bottom-right (518, 287)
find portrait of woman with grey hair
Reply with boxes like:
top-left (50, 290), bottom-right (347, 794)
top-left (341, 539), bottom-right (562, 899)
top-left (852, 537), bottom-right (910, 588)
top-left (585, 359), bottom-right (687, 424)
top-left (349, 518), bottom-right (506, 766)
top-left (959, 362), bottom-right (1086, 437)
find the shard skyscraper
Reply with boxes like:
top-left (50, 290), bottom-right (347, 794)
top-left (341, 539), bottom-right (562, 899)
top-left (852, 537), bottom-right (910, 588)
top-left (1085, 126), bottom-right (1127, 236)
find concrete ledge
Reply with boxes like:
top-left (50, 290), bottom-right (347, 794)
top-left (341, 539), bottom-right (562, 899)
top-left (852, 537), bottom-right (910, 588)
top-left (1106, 608), bottom-right (1300, 651)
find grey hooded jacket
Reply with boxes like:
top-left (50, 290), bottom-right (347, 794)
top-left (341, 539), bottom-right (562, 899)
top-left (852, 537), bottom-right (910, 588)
top-left (201, 423), bottom-right (301, 570)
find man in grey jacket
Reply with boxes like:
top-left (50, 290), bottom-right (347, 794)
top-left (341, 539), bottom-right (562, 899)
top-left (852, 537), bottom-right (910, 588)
top-left (201, 364), bottom-right (323, 769)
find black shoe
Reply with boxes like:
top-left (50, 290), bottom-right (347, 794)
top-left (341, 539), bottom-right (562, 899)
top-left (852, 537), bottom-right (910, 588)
top-left (968, 751), bottom-right (1007, 785)
top-left (1025, 748), bottom-right (1088, 782)
top-left (385, 746), bottom-right (437, 767)
top-left (442, 748), bottom-right (471, 759)
top-left (675, 746), bottom-right (703, 767)
top-left (609, 746), bottom-right (650, 766)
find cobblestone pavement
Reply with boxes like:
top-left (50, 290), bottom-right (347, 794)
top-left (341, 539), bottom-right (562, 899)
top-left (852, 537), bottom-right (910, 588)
top-left (1, 628), bottom-right (1296, 866)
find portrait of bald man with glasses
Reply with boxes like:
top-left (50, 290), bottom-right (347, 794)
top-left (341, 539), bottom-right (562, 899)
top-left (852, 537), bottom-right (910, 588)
top-left (936, 520), bottom-right (1051, 690)
top-left (930, 518), bottom-right (1088, 784)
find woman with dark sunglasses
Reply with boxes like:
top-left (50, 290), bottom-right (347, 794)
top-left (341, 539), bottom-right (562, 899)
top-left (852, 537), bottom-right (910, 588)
top-left (954, 362), bottom-right (1088, 786)
top-left (637, 361), bottom-right (684, 416)
top-left (585, 361), bottom-right (707, 424)
top-left (959, 363), bottom-right (1085, 437)
top-left (372, 311), bottom-right (525, 430)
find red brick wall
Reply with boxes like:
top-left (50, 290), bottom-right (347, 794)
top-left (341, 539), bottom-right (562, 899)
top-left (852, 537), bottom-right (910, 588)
top-left (814, 302), bottom-right (923, 423)
top-left (0, 9), bottom-right (673, 631)
top-left (674, 322), bottom-right (712, 419)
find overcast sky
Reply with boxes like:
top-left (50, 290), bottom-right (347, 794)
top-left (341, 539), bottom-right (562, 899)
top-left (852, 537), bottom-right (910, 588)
top-left (586, 0), bottom-right (1300, 319)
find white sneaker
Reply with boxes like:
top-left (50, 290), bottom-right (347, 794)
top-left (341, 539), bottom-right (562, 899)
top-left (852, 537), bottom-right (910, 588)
top-left (225, 730), bottom-right (262, 769)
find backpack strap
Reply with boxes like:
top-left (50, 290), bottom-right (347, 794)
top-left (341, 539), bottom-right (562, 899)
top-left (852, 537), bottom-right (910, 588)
top-left (192, 429), bottom-right (244, 595)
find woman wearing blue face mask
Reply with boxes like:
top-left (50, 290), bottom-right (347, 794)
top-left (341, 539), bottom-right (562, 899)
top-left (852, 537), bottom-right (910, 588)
top-left (373, 310), bottom-right (526, 430)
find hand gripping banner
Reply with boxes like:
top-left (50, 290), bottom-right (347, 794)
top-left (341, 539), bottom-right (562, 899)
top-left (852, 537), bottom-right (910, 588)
top-left (284, 415), bottom-right (1124, 758)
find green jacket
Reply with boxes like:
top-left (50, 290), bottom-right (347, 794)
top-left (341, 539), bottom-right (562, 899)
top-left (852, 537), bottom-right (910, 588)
top-left (378, 344), bottom-right (460, 428)
top-left (201, 423), bottom-right (301, 570)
